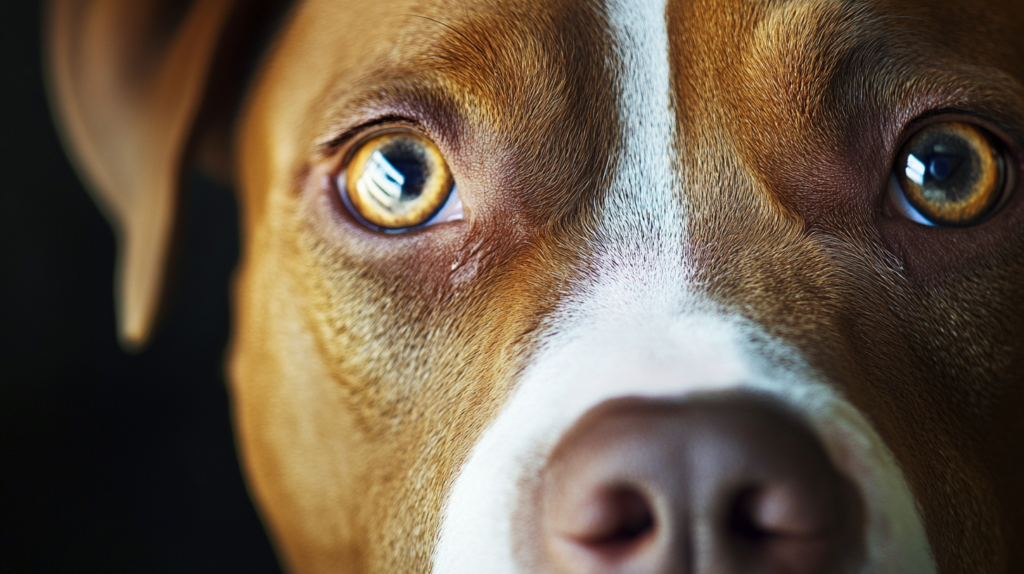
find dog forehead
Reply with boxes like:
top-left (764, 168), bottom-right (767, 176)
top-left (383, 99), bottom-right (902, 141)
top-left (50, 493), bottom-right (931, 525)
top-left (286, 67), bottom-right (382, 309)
top-left (283, 0), bottom-right (1024, 233)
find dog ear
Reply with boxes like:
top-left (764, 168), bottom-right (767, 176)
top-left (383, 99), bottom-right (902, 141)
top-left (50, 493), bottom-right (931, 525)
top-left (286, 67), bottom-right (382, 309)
top-left (46, 0), bottom-right (285, 349)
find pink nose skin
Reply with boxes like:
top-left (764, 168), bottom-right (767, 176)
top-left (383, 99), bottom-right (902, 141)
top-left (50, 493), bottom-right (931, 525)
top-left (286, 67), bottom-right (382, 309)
top-left (524, 397), bottom-right (863, 574)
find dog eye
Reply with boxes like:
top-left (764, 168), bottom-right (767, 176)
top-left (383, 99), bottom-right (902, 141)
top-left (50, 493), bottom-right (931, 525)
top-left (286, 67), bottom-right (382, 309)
top-left (889, 121), bottom-right (1008, 227)
top-left (342, 130), bottom-right (459, 230)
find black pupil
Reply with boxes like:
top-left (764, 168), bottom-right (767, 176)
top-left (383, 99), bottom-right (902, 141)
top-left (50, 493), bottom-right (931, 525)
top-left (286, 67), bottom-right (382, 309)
top-left (927, 154), bottom-right (962, 182)
top-left (378, 138), bottom-right (429, 201)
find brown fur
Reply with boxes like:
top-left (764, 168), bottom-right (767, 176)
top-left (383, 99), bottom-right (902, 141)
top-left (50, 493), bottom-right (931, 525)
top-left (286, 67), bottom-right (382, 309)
top-left (48, 0), bottom-right (1024, 572)
top-left (667, 1), bottom-right (1024, 571)
top-left (232, 1), bottom-right (619, 570)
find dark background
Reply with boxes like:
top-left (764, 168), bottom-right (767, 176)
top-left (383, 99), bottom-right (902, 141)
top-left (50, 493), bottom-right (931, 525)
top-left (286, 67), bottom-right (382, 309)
top-left (1, 3), bottom-right (282, 572)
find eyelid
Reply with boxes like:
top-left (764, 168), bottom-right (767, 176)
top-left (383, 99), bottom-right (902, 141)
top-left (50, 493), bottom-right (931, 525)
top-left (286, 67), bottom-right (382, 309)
top-left (321, 117), bottom-right (427, 157)
top-left (894, 110), bottom-right (1021, 157)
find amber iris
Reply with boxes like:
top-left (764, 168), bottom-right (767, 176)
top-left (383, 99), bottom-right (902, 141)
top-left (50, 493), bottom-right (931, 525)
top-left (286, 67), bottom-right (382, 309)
top-left (344, 131), bottom-right (454, 229)
top-left (895, 122), bottom-right (1006, 227)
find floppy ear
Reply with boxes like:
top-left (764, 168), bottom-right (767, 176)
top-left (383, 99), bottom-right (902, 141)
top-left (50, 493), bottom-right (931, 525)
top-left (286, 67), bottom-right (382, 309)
top-left (46, 0), bottom-right (288, 349)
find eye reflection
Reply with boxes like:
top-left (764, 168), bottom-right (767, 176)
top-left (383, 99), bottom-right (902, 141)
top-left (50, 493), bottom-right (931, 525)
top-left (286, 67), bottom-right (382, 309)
top-left (359, 150), bottom-right (418, 209)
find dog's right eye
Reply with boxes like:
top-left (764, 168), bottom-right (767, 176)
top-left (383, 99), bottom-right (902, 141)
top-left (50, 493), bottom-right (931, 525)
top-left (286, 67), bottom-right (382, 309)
top-left (340, 130), bottom-right (460, 230)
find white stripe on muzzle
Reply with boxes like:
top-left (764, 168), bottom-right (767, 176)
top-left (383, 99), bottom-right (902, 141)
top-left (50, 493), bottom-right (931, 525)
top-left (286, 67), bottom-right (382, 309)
top-left (433, 0), bottom-right (935, 570)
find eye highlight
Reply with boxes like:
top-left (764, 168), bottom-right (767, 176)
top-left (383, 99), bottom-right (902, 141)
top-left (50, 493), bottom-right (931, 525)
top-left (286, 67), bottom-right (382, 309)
top-left (890, 121), bottom-right (1008, 227)
top-left (342, 130), bottom-right (458, 230)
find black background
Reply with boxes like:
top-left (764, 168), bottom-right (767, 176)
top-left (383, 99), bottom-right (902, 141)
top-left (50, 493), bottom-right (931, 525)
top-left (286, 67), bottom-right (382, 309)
top-left (1, 3), bottom-right (282, 572)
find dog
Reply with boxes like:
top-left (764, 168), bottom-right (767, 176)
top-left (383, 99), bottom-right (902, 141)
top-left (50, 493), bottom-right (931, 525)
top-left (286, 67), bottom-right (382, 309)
top-left (47, 0), bottom-right (1023, 572)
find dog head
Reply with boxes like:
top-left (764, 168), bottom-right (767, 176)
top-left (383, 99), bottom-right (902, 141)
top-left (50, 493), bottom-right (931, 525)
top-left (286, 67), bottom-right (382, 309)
top-left (48, 0), bottom-right (1024, 572)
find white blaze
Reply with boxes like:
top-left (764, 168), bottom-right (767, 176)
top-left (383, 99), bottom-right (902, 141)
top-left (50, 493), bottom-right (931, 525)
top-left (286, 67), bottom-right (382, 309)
top-left (431, 0), bottom-right (935, 571)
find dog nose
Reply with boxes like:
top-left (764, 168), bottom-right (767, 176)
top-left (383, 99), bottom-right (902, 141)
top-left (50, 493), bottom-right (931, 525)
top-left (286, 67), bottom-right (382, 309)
top-left (532, 397), bottom-right (863, 574)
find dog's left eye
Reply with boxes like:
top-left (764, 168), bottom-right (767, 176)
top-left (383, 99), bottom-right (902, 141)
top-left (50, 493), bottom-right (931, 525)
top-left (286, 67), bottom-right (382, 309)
top-left (889, 121), bottom-right (1009, 227)
top-left (341, 130), bottom-right (461, 230)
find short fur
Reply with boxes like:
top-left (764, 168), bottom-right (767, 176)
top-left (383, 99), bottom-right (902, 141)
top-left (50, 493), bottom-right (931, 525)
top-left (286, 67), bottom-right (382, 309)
top-left (47, 0), bottom-right (1024, 572)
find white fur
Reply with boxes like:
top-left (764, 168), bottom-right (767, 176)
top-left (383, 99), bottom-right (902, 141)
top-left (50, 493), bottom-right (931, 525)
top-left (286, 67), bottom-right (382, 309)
top-left (432, 0), bottom-right (936, 571)
top-left (433, 310), bottom-right (936, 573)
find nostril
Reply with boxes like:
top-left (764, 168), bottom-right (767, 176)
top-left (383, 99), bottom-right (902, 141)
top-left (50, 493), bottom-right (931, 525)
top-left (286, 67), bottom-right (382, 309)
top-left (568, 486), bottom-right (654, 547)
top-left (726, 482), bottom-right (856, 574)
top-left (527, 397), bottom-right (864, 574)
top-left (540, 484), bottom-right (658, 571)
top-left (730, 485), bottom-right (831, 540)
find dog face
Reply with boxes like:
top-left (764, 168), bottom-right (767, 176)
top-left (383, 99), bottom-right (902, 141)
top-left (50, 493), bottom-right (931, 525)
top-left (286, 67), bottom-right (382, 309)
top-left (49, 0), bottom-right (1024, 572)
